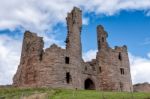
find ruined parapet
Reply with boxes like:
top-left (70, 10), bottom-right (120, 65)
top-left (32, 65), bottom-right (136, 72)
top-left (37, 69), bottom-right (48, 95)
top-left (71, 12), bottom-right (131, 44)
top-left (45, 44), bottom-right (64, 52)
top-left (114, 45), bottom-right (128, 52)
top-left (13, 31), bottom-right (44, 87)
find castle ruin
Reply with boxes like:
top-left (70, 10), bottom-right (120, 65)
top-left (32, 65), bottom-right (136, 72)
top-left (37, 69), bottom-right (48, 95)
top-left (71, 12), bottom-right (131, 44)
top-left (13, 7), bottom-right (133, 92)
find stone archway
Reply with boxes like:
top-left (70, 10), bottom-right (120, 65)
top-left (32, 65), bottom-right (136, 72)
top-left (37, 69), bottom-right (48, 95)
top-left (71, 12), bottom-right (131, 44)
top-left (84, 78), bottom-right (95, 90)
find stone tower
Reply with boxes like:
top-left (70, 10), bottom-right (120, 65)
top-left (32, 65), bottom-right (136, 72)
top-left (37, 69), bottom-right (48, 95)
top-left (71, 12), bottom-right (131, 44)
top-left (96, 25), bottom-right (133, 91)
top-left (13, 31), bottom-right (44, 86)
top-left (13, 7), bottom-right (133, 92)
top-left (65, 7), bottom-right (83, 88)
top-left (66, 7), bottom-right (82, 60)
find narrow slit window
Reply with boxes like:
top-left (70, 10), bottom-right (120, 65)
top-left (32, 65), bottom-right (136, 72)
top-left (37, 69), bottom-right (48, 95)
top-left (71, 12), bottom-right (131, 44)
top-left (120, 82), bottom-right (123, 91)
top-left (66, 72), bottom-right (71, 84)
top-left (39, 51), bottom-right (43, 61)
top-left (120, 68), bottom-right (125, 75)
top-left (102, 37), bottom-right (104, 42)
top-left (118, 52), bottom-right (122, 61)
top-left (65, 57), bottom-right (70, 64)
top-left (99, 67), bottom-right (102, 73)
top-left (98, 40), bottom-right (101, 50)
top-left (85, 66), bottom-right (87, 71)
top-left (98, 40), bottom-right (100, 45)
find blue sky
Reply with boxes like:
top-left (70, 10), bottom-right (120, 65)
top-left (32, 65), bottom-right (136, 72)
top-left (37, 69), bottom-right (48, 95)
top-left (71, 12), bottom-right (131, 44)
top-left (51, 10), bottom-right (150, 57)
top-left (82, 10), bottom-right (150, 57)
top-left (0, 0), bottom-right (150, 85)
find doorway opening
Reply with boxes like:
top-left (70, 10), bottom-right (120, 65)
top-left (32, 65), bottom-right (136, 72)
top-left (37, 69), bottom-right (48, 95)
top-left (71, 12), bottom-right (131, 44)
top-left (84, 78), bottom-right (95, 90)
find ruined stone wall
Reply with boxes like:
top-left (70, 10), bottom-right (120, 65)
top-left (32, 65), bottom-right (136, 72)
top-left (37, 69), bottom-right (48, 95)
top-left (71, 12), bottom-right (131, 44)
top-left (13, 32), bottom-right (78, 88)
top-left (81, 59), bottom-right (100, 90)
top-left (65, 7), bottom-right (83, 89)
top-left (13, 7), bottom-right (84, 89)
top-left (133, 83), bottom-right (150, 92)
top-left (36, 44), bottom-right (67, 88)
top-left (13, 7), bottom-right (132, 92)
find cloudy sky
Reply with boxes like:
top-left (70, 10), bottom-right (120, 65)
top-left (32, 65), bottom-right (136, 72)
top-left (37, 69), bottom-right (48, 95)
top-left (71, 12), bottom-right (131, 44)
top-left (0, 0), bottom-right (150, 85)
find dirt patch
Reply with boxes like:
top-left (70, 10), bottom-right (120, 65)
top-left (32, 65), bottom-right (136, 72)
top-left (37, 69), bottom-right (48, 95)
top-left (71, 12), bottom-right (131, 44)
top-left (21, 93), bottom-right (48, 99)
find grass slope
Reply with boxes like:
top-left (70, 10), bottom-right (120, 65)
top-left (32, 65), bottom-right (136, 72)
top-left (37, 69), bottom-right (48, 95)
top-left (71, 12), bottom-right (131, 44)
top-left (0, 87), bottom-right (150, 99)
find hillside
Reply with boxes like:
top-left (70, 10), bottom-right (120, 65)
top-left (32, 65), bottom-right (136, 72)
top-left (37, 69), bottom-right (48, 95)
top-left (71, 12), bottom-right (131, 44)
top-left (0, 87), bottom-right (150, 99)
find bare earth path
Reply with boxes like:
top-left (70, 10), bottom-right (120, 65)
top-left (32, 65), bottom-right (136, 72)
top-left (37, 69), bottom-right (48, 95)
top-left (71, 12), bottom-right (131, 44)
top-left (22, 93), bottom-right (48, 99)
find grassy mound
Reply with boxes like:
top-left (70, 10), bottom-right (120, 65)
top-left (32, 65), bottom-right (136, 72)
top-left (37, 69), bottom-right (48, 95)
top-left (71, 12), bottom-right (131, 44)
top-left (0, 87), bottom-right (150, 99)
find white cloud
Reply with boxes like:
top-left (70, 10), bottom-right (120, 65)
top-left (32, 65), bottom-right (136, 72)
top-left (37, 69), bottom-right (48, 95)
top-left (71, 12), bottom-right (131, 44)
top-left (0, 35), bottom-right (21, 85)
top-left (83, 49), bottom-right (97, 62)
top-left (148, 53), bottom-right (150, 58)
top-left (129, 53), bottom-right (150, 84)
top-left (0, 0), bottom-right (150, 33)
top-left (82, 17), bottom-right (89, 25)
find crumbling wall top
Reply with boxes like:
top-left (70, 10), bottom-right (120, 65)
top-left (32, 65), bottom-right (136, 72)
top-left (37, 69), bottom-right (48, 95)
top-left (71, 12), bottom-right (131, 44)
top-left (24, 31), bottom-right (42, 39)
top-left (114, 45), bottom-right (128, 52)
top-left (97, 25), bottom-right (108, 38)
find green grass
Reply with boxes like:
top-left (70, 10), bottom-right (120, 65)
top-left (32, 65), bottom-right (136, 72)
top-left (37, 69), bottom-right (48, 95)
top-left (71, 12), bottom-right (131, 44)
top-left (0, 87), bottom-right (150, 99)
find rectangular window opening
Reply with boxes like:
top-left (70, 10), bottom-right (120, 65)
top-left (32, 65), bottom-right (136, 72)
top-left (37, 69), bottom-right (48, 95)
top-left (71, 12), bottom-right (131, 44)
top-left (65, 57), bottom-right (70, 64)
top-left (120, 68), bottom-right (125, 75)
top-left (39, 51), bottom-right (43, 61)
top-left (85, 66), bottom-right (87, 71)
top-left (119, 52), bottom-right (122, 61)
top-left (66, 72), bottom-right (71, 84)
top-left (102, 37), bottom-right (105, 42)
top-left (99, 67), bottom-right (102, 73)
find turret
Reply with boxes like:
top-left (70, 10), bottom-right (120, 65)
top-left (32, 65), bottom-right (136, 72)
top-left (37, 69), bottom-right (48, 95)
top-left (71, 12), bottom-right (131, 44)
top-left (97, 25), bottom-right (109, 51)
top-left (65, 7), bottom-right (83, 89)
top-left (66, 7), bottom-right (82, 59)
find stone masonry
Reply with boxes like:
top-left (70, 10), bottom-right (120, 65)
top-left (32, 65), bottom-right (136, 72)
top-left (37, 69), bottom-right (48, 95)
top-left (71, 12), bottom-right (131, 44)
top-left (133, 83), bottom-right (150, 92)
top-left (13, 7), bottom-right (133, 92)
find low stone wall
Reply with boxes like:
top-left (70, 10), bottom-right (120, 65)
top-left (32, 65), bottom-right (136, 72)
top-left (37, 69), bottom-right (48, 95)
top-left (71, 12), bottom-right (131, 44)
top-left (0, 85), bottom-right (12, 88)
top-left (133, 83), bottom-right (150, 92)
